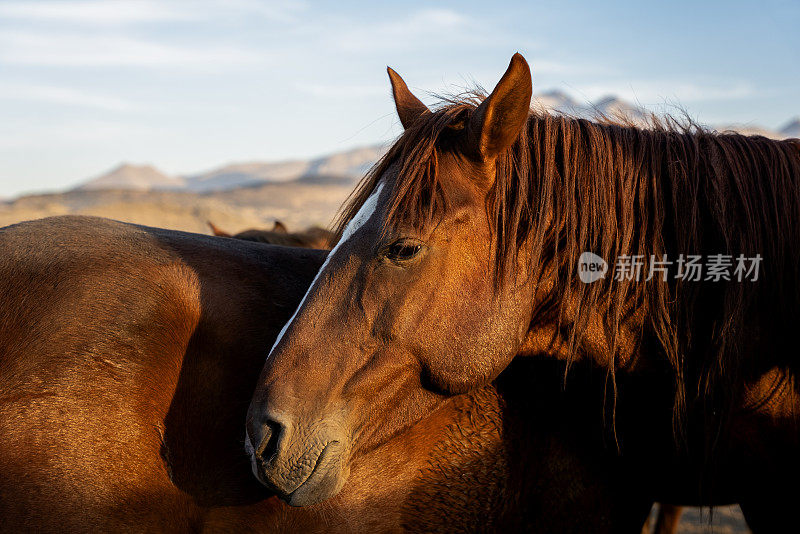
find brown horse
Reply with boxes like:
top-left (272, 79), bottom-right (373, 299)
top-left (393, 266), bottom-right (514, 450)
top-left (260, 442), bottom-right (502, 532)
top-left (208, 220), bottom-right (333, 249)
top-left (210, 195), bottom-right (681, 532)
top-left (246, 54), bottom-right (800, 530)
top-left (0, 216), bottom-right (652, 532)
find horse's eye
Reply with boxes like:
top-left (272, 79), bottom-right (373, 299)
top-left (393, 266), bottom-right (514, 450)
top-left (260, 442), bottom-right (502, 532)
top-left (384, 239), bottom-right (423, 263)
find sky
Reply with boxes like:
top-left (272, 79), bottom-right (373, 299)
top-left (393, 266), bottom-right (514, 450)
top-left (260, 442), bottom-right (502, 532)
top-left (0, 0), bottom-right (797, 198)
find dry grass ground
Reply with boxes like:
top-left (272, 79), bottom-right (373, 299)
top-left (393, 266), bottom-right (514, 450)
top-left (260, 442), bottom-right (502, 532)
top-left (0, 180), bottom-right (353, 235)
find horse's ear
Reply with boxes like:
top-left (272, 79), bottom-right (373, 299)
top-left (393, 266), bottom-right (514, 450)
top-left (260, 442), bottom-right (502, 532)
top-left (272, 220), bottom-right (288, 233)
top-left (465, 53), bottom-right (532, 162)
top-left (387, 67), bottom-right (429, 129)
top-left (208, 221), bottom-right (231, 237)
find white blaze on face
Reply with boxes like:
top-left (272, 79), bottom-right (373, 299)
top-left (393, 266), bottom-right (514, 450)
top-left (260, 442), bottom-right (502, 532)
top-left (266, 182), bottom-right (385, 356)
top-left (247, 182), bottom-right (385, 462)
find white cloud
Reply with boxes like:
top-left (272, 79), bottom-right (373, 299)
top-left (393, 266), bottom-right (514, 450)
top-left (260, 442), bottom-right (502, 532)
top-left (328, 8), bottom-right (481, 52)
top-left (0, 1), bottom-right (192, 24)
top-left (579, 80), bottom-right (756, 105)
top-left (215, 0), bottom-right (308, 23)
top-left (294, 82), bottom-right (386, 98)
top-left (0, 0), bottom-right (307, 25)
top-left (0, 31), bottom-right (266, 68)
top-left (408, 8), bottom-right (468, 29)
top-left (0, 118), bottom-right (159, 150)
top-left (0, 83), bottom-right (138, 111)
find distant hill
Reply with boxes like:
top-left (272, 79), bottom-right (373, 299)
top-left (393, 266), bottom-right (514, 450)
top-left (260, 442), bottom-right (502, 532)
top-left (70, 92), bottom-right (797, 194)
top-left (73, 145), bottom-right (388, 194)
top-left (780, 118), bottom-right (800, 138)
top-left (532, 90), bottom-right (649, 124)
top-left (181, 145), bottom-right (387, 192)
top-left (79, 163), bottom-right (185, 191)
top-left (530, 89), bottom-right (577, 113)
top-left (592, 95), bottom-right (651, 124)
top-left (184, 160), bottom-right (310, 191)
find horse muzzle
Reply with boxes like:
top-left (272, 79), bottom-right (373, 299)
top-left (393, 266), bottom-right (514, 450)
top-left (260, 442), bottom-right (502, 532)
top-left (246, 410), bottom-right (351, 506)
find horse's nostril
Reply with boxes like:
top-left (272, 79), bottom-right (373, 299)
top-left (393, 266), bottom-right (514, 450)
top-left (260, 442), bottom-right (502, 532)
top-left (255, 419), bottom-right (284, 463)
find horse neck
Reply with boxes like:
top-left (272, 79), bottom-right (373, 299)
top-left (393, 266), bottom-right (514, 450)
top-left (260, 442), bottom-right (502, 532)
top-left (258, 384), bottom-right (526, 532)
top-left (393, 384), bottom-right (522, 530)
top-left (519, 267), bottom-right (647, 371)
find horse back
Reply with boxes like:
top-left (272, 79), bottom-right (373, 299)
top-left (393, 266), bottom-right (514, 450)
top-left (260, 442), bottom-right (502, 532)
top-left (0, 216), bottom-right (324, 532)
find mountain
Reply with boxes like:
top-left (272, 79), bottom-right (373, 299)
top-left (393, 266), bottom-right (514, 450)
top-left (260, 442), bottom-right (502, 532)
top-left (183, 145), bottom-right (387, 192)
top-left (71, 93), bottom-right (796, 194)
top-left (532, 90), bottom-right (580, 114)
top-left (713, 123), bottom-right (781, 138)
top-left (780, 118), bottom-right (800, 138)
top-left (592, 96), bottom-right (650, 124)
top-left (184, 160), bottom-right (309, 191)
top-left (303, 145), bottom-right (386, 180)
top-left (532, 90), bottom-right (650, 124)
top-left (79, 163), bottom-right (184, 191)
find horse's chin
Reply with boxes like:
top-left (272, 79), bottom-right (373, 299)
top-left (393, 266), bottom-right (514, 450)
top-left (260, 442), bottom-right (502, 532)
top-left (284, 459), bottom-right (350, 507)
top-left (255, 439), bottom-right (351, 507)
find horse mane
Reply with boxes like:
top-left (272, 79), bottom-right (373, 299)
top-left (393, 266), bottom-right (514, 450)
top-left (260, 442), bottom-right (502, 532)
top-left (334, 95), bottom-right (800, 442)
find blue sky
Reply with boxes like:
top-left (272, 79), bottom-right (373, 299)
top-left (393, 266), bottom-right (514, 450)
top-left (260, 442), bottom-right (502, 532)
top-left (0, 0), bottom-right (797, 197)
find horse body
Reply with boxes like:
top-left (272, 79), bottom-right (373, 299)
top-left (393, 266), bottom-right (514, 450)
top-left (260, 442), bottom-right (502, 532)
top-left (0, 216), bottom-right (320, 531)
top-left (208, 220), bottom-right (333, 249)
top-left (0, 216), bottom-right (651, 532)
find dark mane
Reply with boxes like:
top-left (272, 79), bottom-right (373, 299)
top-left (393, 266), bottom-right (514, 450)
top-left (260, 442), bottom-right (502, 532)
top-left (335, 97), bottom-right (800, 440)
